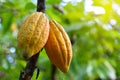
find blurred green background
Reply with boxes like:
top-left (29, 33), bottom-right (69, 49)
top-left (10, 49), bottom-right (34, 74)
top-left (1, 0), bottom-right (120, 80)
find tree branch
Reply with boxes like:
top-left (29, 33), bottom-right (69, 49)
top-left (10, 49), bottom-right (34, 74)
top-left (37, 0), bottom-right (46, 12)
top-left (19, 0), bottom-right (46, 80)
top-left (19, 53), bottom-right (40, 80)
top-left (51, 64), bottom-right (57, 80)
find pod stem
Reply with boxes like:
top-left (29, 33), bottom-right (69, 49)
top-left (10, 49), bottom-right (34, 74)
top-left (51, 64), bottom-right (57, 80)
top-left (19, 0), bottom-right (46, 80)
top-left (37, 0), bottom-right (46, 12)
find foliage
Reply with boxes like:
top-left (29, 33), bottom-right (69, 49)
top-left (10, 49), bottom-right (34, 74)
top-left (0, 0), bottom-right (120, 80)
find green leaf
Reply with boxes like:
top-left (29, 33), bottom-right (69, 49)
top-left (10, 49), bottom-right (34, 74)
top-left (1, 12), bottom-right (13, 34)
top-left (25, 2), bottom-right (36, 10)
top-left (46, 0), bottom-right (61, 4)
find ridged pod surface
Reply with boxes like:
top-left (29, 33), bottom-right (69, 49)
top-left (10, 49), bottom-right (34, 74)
top-left (18, 12), bottom-right (49, 59)
top-left (45, 20), bottom-right (72, 73)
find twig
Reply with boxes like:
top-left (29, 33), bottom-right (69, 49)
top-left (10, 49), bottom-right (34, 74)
top-left (19, 0), bottom-right (46, 80)
top-left (37, 0), bottom-right (46, 12)
top-left (51, 64), bottom-right (57, 80)
top-left (19, 53), bottom-right (40, 80)
top-left (53, 4), bottom-right (65, 14)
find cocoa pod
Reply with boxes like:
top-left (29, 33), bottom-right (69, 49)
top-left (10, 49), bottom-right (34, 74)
top-left (18, 12), bottom-right (49, 59)
top-left (45, 20), bottom-right (72, 73)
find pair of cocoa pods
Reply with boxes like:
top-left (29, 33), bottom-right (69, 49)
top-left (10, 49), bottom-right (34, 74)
top-left (17, 12), bottom-right (72, 73)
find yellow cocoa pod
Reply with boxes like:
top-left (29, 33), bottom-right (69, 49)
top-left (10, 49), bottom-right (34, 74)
top-left (45, 20), bottom-right (72, 73)
top-left (18, 12), bottom-right (49, 59)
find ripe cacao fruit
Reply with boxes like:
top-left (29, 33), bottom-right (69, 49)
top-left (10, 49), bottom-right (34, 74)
top-left (18, 12), bottom-right (49, 59)
top-left (45, 20), bottom-right (72, 73)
